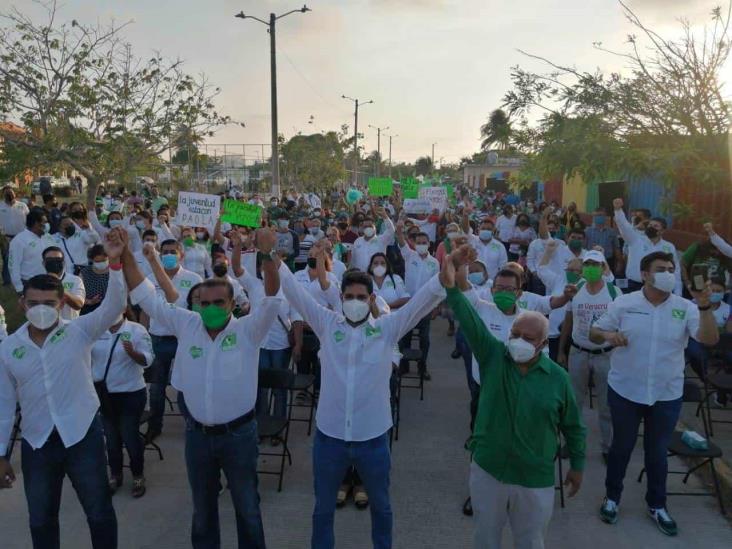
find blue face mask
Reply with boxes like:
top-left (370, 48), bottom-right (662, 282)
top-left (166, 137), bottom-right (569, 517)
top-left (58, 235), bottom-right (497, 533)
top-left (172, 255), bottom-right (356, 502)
top-left (161, 253), bottom-right (178, 270)
top-left (479, 230), bottom-right (493, 241)
top-left (468, 272), bottom-right (486, 286)
top-left (593, 215), bottom-right (606, 225)
top-left (710, 292), bottom-right (725, 304)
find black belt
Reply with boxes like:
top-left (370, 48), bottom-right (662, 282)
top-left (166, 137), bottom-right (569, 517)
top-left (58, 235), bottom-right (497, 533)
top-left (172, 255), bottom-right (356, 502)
top-left (571, 342), bottom-right (613, 355)
top-left (191, 409), bottom-right (255, 435)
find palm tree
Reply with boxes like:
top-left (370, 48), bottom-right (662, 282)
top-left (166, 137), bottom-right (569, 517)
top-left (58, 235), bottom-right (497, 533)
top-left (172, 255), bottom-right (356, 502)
top-left (480, 109), bottom-right (512, 151)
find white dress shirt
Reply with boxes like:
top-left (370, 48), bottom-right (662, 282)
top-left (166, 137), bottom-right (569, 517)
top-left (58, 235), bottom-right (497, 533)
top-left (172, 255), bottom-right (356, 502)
top-left (0, 305), bottom-right (7, 342)
top-left (293, 268), bottom-right (342, 311)
top-left (8, 229), bottom-right (57, 292)
top-left (238, 270), bottom-right (294, 351)
top-left (91, 320), bottom-right (153, 393)
top-left (0, 200), bottom-right (29, 236)
top-left (129, 277), bottom-right (281, 425)
top-left (349, 218), bottom-right (395, 271)
top-left (495, 214), bottom-right (516, 242)
top-left (60, 271), bottom-right (86, 320)
top-left (372, 274), bottom-right (410, 306)
top-left (0, 270), bottom-right (127, 454)
top-left (148, 267), bottom-right (203, 336)
top-left (279, 262), bottom-right (445, 441)
top-left (469, 234), bottom-right (508, 278)
top-left (54, 224), bottom-right (99, 271)
top-left (182, 243), bottom-right (211, 279)
top-left (593, 290), bottom-right (700, 404)
top-left (400, 245), bottom-right (440, 297)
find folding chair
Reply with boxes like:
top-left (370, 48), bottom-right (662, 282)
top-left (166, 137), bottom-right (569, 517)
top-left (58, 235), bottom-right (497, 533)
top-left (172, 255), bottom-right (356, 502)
top-left (637, 381), bottom-right (726, 515)
top-left (257, 368), bottom-right (294, 492)
top-left (288, 358), bottom-right (316, 436)
top-left (139, 410), bottom-right (164, 461)
top-left (398, 347), bottom-right (425, 401)
top-left (697, 333), bottom-right (732, 437)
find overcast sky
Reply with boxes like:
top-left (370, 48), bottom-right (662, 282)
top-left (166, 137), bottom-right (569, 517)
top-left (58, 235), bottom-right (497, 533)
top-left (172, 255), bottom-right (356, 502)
top-left (3, 0), bottom-right (729, 164)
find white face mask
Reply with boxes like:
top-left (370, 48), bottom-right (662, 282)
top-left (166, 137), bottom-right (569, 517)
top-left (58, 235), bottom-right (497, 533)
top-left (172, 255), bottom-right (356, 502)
top-left (342, 298), bottom-right (370, 323)
top-left (109, 219), bottom-right (123, 229)
top-left (415, 244), bottom-right (429, 255)
top-left (26, 304), bottom-right (59, 330)
top-left (196, 231), bottom-right (206, 240)
top-left (507, 337), bottom-right (538, 363)
top-left (372, 265), bottom-right (387, 278)
top-left (446, 231), bottom-right (460, 240)
top-left (651, 271), bottom-right (675, 293)
top-left (363, 227), bottom-right (376, 238)
top-left (93, 260), bottom-right (109, 271)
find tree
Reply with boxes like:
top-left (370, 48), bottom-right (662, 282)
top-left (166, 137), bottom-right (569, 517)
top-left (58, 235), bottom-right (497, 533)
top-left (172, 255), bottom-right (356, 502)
top-left (280, 132), bottom-right (346, 192)
top-left (480, 109), bottom-right (513, 151)
top-left (414, 156), bottom-right (433, 176)
top-left (0, 1), bottom-right (230, 196)
top-left (502, 1), bottom-right (731, 192)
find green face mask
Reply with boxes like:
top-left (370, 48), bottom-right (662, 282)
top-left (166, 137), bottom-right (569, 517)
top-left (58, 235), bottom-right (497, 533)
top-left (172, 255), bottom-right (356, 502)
top-left (193, 304), bottom-right (230, 330)
top-left (183, 237), bottom-right (194, 248)
top-left (582, 265), bottom-right (603, 283)
top-left (566, 271), bottom-right (581, 284)
top-left (493, 291), bottom-right (517, 313)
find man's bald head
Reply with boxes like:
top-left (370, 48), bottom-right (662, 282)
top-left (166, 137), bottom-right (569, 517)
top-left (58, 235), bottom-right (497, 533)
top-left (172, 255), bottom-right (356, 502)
top-left (511, 311), bottom-right (549, 345)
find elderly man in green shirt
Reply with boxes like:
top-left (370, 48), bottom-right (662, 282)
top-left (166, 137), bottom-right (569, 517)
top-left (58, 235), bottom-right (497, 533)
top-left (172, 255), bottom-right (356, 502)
top-left (441, 246), bottom-right (586, 549)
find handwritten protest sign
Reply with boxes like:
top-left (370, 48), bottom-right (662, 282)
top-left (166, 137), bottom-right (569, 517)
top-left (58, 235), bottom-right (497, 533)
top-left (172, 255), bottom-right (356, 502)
top-left (401, 177), bottom-right (420, 199)
top-left (367, 177), bottom-right (393, 197)
top-left (419, 186), bottom-right (448, 213)
top-left (177, 192), bottom-right (220, 231)
top-left (221, 199), bottom-right (263, 228)
top-left (404, 198), bottom-right (432, 215)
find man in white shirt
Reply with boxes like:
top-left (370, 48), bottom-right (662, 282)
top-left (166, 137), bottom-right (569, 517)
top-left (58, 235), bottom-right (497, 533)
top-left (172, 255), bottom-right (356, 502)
top-left (350, 209), bottom-right (395, 272)
top-left (613, 198), bottom-right (681, 294)
top-left (276, 244), bottom-right (447, 549)
top-left (41, 246), bottom-right (86, 320)
top-left (468, 218), bottom-right (508, 279)
top-left (1, 185), bottom-right (30, 285)
top-left (557, 251), bottom-right (621, 462)
top-left (0, 229), bottom-right (128, 548)
top-left (123, 227), bottom-right (281, 549)
top-left (591, 251), bottom-right (719, 536)
top-left (397, 228), bottom-right (441, 379)
top-left (8, 208), bottom-right (56, 293)
top-left (143, 238), bottom-right (203, 442)
top-left (55, 216), bottom-right (100, 274)
top-left (495, 205), bottom-right (516, 245)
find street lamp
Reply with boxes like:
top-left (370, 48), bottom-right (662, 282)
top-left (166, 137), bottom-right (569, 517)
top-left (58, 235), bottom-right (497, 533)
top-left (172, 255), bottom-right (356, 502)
top-left (385, 133), bottom-right (398, 178)
top-left (235, 5), bottom-right (311, 197)
top-left (342, 95), bottom-right (373, 185)
top-left (368, 124), bottom-right (389, 177)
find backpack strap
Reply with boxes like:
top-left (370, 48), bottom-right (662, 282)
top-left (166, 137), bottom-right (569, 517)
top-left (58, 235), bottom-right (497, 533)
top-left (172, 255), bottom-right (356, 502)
top-left (607, 282), bottom-right (618, 300)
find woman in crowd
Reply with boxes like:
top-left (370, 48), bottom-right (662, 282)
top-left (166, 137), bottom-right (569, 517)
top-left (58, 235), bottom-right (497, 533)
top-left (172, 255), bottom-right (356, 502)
top-left (367, 253), bottom-right (410, 310)
top-left (80, 244), bottom-right (110, 315)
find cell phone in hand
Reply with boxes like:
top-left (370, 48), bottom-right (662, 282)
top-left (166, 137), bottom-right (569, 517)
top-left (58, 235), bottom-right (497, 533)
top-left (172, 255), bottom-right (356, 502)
top-left (691, 263), bottom-right (708, 292)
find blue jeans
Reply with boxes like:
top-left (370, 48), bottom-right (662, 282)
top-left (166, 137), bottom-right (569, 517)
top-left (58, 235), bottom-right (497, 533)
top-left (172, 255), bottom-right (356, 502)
top-left (605, 386), bottom-right (682, 509)
top-left (312, 430), bottom-right (392, 549)
top-left (148, 335), bottom-right (178, 432)
top-left (101, 389), bottom-right (146, 477)
top-left (256, 347), bottom-right (292, 419)
top-left (21, 415), bottom-right (117, 549)
top-left (455, 329), bottom-right (479, 430)
top-left (184, 417), bottom-right (265, 549)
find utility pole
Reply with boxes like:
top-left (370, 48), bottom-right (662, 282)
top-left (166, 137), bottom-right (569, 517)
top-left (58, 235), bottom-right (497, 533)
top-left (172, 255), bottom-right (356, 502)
top-left (342, 95), bottom-right (373, 185)
top-left (385, 133), bottom-right (398, 179)
top-left (235, 5), bottom-right (311, 198)
top-left (431, 142), bottom-right (437, 174)
top-left (368, 125), bottom-right (389, 177)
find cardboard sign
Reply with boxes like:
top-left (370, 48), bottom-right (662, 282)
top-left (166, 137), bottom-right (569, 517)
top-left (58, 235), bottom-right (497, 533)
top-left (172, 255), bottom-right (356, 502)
top-left (404, 198), bottom-right (432, 215)
top-left (418, 186), bottom-right (448, 213)
top-left (177, 192), bottom-right (220, 231)
top-left (221, 199), bottom-right (262, 228)
top-left (401, 177), bottom-right (420, 199)
top-left (367, 178), bottom-right (393, 197)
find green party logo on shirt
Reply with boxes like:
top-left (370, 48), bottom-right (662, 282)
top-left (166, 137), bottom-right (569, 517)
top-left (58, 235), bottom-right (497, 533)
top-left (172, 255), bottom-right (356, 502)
top-left (221, 334), bottom-right (237, 351)
top-left (63, 282), bottom-right (73, 290)
top-left (671, 309), bottom-right (686, 320)
top-left (12, 346), bottom-right (26, 359)
top-left (365, 325), bottom-right (382, 338)
top-left (120, 332), bottom-right (131, 342)
top-left (333, 330), bottom-right (345, 343)
top-left (180, 280), bottom-right (192, 288)
top-left (189, 346), bottom-right (203, 359)
top-left (49, 327), bottom-right (67, 344)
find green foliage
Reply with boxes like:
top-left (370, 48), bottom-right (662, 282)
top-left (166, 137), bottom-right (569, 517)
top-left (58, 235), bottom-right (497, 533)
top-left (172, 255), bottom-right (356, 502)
top-left (480, 109), bottom-right (513, 151)
top-left (414, 156), bottom-right (433, 176)
top-left (280, 131), bottom-right (346, 193)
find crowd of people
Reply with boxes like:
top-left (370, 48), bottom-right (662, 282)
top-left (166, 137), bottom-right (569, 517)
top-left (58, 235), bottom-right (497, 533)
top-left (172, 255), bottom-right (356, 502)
top-left (0, 180), bottom-right (730, 548)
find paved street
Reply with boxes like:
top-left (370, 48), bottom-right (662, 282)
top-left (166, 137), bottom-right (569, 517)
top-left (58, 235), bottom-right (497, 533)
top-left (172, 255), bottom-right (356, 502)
top-left (0, 319), bottom-right (730, 548)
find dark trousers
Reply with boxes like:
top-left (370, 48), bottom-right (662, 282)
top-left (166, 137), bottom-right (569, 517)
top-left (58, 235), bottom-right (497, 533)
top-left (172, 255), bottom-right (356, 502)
top-left (1, 235), bottom-right (11, 285)
top-left (297, 332), bottom-right (321, 391)
top-left (398, 315), bottom-right (431, 373)
top-left (548, 337), bottom-right (561, 363)
top-left (148, 335), bottom-right (178, 432)
top-left (455, 329), bottom-right (479, 430)
top-left (605, 386), bottom-right (682, 509)
top-left (312, 430), bottom-right (392, 549)
top-left (101, 389), bottom-right (146, 478)
top-left (21, 415), bottom-right (117, 549)
top-left (256, 348), bottom-right (292, 418)
top-left (184, 417), bottom-right (265, 549)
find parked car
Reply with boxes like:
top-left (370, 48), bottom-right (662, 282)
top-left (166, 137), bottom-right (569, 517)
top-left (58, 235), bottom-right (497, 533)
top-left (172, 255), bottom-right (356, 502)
top-left (31, 176), bottom-right (71, 194)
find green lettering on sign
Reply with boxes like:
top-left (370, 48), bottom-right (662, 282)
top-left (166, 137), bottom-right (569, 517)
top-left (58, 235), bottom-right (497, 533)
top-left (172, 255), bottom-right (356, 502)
top-left (401, 177), bottom-right (420, 199)
top-left (221, 200), bottom-right (263, 228)
top-left (367, 178), bottom-right (393, 197)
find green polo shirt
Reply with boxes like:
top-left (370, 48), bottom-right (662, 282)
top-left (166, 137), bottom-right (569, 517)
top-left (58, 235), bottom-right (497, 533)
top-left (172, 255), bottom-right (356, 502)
top-left (446, 287), bottom-right (586, 488)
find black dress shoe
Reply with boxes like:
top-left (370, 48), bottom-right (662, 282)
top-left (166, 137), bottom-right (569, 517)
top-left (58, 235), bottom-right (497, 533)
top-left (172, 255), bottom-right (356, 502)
top-left (462, 496), bottom-right (473, 516)
top-left (451, 349), bottom-right (462, 359)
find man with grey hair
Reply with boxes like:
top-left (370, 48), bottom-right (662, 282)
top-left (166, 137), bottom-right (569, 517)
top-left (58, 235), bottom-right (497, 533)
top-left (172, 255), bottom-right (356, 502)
top-left (442, 245), bottom-right (586, 549)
